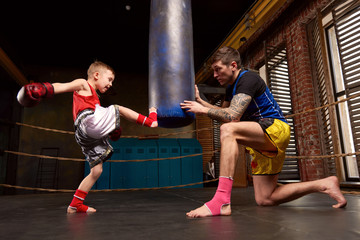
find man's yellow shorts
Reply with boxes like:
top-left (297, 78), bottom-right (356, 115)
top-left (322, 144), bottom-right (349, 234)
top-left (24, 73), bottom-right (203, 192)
top-left (247, 118), bottom-right (291, 175)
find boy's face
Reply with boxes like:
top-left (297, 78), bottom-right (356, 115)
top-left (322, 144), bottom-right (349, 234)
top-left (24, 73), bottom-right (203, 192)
top-left (211, 60), bottom-right (237, 86)
top-left (95, 69), bottom-right (115, 93)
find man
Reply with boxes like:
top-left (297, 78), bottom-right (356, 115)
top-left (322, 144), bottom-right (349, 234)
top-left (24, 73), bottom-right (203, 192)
top-left (180, 46), bottom-right (346, 218)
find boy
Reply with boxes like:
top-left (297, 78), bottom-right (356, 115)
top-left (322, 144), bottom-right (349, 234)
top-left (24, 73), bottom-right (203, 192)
top-left (17, 61), bottom-right (158, 213)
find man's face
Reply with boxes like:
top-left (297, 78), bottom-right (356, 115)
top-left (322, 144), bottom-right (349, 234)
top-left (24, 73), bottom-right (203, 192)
top-left (211, 60), bottom-right (236, 86)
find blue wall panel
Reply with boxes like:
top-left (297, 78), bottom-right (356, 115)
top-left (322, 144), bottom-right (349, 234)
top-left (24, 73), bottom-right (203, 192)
top-left (157, 138), bottom-right (181, 187)
top-left (177, 138), bottom-right (203, 188)
top-left (87, 138), bottom-right (203, 189)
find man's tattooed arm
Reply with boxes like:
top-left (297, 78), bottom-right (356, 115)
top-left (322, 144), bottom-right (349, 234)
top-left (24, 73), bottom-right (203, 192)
top-left (207, 93), bottom-right (252, 122)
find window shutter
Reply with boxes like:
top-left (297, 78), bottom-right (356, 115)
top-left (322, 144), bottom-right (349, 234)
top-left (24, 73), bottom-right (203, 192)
top-left (265, 43), bottom-right (300, 181)
top-left (308, 18), bottom-right (338, 176)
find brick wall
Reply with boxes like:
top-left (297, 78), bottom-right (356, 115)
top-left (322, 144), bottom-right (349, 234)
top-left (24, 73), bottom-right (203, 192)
top-left (241, 0), bottom-right (333, 181)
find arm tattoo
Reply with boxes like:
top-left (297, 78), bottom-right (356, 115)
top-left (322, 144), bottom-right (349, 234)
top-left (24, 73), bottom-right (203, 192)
top-left (207, 93), bottom-right (252, 122)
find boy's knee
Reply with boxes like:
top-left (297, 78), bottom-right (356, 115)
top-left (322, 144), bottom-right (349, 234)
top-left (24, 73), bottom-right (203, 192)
top-left (90, 165), bottom-right (103, 178)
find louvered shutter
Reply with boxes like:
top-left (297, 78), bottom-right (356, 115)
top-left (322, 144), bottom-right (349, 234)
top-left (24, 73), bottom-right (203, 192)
top-left (265, 43), bottom-right (300, 181)
top-left (308, 18), bottom-right (338, 176)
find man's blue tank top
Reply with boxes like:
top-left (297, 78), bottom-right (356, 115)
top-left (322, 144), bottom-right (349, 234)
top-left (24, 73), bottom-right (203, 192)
top-left (226, 71), bottom-right (287, 123)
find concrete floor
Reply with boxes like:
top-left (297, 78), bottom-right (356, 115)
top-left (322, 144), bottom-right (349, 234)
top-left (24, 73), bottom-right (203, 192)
top-left (0, 187), bottom-right (359, 240)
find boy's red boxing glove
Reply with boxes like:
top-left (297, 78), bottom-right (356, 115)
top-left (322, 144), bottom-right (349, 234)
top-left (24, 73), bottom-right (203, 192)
top-left (109, 127), bottom-right (122, 141)
top-left (17, 82), bottom-right (54, 107)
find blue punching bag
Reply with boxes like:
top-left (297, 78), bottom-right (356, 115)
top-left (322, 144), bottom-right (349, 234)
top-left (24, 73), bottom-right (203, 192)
top-left (149, 0), bottom-right (195, 128)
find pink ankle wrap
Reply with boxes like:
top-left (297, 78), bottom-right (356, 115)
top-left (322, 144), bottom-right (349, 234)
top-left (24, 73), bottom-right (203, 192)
top-left (204, 177), bottom-right (233, 216)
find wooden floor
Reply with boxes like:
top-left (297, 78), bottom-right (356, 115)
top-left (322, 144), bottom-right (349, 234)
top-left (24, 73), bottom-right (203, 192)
top-left (0, 187), bottom-right (359, 240)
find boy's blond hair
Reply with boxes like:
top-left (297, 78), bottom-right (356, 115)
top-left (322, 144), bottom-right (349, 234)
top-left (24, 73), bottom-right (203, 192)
top-left (87, 61), bottom-right (115, 78)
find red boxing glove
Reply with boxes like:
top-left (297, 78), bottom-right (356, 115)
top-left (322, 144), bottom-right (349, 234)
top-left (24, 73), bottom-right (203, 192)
top-left (17, 82), bottom-right (54, 107)
top-left (136, 112), bottom-right (157, 127)
top-left (109, 127), bottom-right (122, 141)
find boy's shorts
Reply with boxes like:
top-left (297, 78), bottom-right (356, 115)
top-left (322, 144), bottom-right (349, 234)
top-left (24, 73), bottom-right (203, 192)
top-left (74, 104), bottom-right (120, 168)
top-left (247, 118), bottom-right (291, 175)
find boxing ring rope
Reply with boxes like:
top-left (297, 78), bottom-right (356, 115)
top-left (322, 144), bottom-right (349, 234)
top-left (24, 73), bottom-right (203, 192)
top-left (3, 149), bottom-right (220, 163)
top-left (6, 90), bottom-right (360, 137)
top-left (6, 120), bottom-right (217, 138)
top-left (3, 149), bottom-right (360, 162)
top-left (1, 91), bottom-right (360, 193)
top-left (0, 179), bottom-right (219, 193)
top-left (284, 91), bottom-right (360, 119)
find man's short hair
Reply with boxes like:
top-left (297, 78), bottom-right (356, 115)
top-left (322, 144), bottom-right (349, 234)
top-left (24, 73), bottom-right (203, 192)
top-left (210, 46), bottom-right (241, 69)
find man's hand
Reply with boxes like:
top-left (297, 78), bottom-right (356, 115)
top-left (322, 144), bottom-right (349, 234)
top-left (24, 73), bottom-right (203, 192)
top-left (180, 100), bottom-right (208, 115)
top-left (194, 85), bottom-right (201, 102)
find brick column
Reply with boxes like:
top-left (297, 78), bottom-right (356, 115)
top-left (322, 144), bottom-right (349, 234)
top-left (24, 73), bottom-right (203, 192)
top-left (286, 21), bottom-right (324, 181)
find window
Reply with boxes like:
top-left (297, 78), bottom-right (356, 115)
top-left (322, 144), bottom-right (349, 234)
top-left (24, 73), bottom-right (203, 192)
top-left (309, 0), bottom-right (360, 182)
top-left (328, 0), bottom-right (360, 180)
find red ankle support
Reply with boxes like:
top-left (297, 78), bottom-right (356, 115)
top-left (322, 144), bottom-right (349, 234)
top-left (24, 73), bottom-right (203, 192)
top-left (136, 112), bottom-right (157, 127)
top-left (69, 189), bottom-right (89, 213)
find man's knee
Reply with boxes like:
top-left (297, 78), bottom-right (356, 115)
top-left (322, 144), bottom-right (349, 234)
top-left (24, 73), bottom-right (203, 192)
top-left (255, 196), bottom-right (277, 206)
top-left (220, 123), bottom-right (235, 140)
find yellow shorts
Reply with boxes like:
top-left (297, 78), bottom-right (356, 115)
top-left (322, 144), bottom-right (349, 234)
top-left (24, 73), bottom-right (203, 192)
top-left (247, 118), bottom-right (291, 175)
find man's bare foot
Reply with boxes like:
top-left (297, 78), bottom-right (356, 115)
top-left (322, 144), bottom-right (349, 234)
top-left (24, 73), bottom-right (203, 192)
top-left (321, 176), bottom-right (347, 208)
top-left (186, 204), bottom-right (231, 218)
top-left (67, 206), bottom-right (97, 214)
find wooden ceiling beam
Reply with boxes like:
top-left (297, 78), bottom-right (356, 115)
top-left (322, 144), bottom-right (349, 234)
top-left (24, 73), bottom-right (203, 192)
top-left (0, 47), bottom-right (28, 86)
top-left (195, 0), bottom-right (288, 84)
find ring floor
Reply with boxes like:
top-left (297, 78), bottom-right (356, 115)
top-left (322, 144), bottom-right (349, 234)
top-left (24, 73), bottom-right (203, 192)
top-left (1, 187), bottom-right (359, 240)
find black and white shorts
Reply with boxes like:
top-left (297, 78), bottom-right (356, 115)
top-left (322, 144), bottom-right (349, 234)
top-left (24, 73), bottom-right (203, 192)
top-left (74, 104), bottom-right (120, 168)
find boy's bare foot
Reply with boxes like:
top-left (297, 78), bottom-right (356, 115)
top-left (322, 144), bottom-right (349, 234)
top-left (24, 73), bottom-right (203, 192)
top-left (186, 204), bottom-right (231, 218)
top-left (149, 107), bottom-right (157, 113)
top-left (151, 121), bottom-right (158, 127)
top-left (67, 206), bottom-right (97, 214)
top-left (320, 176), bottom-right (347, 208)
